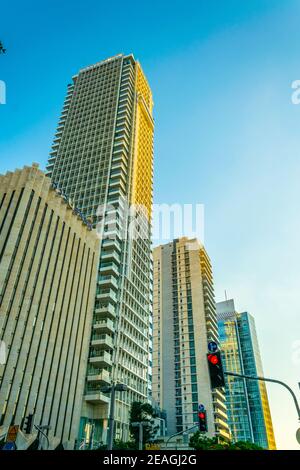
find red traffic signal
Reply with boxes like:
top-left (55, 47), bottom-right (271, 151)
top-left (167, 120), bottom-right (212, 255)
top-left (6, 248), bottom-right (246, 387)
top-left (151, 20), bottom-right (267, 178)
top-left (198, 410), bottom-right (207, 432)
top-left (207, 354), bottom-right (219, 365)
top-left (207, 351), bottom-right (225, 389)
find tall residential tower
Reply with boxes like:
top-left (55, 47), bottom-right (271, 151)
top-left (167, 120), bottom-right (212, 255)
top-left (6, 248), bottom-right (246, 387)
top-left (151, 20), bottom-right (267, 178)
top-left (217, 299), bottom-right (276, 449)
top-left (46, 54), bottom-right (154, 444)
top-left (152, 238), bottom-right (230, 441)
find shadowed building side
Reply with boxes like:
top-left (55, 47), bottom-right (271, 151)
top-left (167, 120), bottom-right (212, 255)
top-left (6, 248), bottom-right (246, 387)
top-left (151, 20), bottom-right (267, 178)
top-left (0, 164), bottom-right (99, 449)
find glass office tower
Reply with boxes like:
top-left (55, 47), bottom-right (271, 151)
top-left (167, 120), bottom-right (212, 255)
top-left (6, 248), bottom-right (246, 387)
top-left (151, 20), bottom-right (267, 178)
top-left (217, 299), bottom-right (276, 449)
top-left (46, 54), bottom-right (154, 444)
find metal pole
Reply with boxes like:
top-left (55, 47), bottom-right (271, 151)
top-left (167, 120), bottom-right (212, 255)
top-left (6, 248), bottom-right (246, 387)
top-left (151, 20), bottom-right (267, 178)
top-left (139, 423), bottom-right (143, 450)
top-left (166, 425), bottom-right (198, 446)
top-left (34, 425), bottom-right (50, 450)
top-left (107, 385), bottom-right (116, 450)
top-left (159, 418), bottom-right (166, 437)
top-left (224, 371), bottom-right (300, 420)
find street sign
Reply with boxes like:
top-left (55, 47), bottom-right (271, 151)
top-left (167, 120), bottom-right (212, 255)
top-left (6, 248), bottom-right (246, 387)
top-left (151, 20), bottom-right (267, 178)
top-left (198, 404), bottom-right (205, 412)
top-left (296, 428), bottom-right (300, 445)
top-left (208, 341), bottom-right (218, 353)
top-left (6, 425), bottom-right (19, 443)
top-left (2, 441), bottom-right (16, 450)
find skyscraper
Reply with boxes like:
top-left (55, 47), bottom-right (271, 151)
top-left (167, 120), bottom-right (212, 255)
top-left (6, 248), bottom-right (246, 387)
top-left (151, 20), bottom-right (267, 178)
top-left (0, 164), bottom-right (99, 449)
top-left (217, 299), bottom-right (276, 449)
top-left (46, 54), bottom-right (154, 444)
top-left (152, 238), bottom-right (230, 441)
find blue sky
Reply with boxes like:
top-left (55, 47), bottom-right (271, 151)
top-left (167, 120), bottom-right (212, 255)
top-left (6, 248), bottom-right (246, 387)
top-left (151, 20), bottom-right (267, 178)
top-left (1, 0), bottom-right (300, 449)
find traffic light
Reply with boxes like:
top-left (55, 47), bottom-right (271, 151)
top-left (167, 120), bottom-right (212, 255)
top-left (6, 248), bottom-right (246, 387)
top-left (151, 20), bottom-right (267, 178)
top-left (207, 351), bottom-right (225, 389)
top-left (198, 411), bottom-right (207, 432)
top-left (23, 414), bottom-right (34, 434)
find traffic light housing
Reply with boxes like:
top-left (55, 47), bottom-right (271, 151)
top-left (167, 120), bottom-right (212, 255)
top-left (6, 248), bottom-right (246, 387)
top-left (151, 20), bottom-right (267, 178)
top-left (207, 351), bottom-right (225, 389)
top-left (198, 411), bottom-right (207, 432)
top-left (23, 414), bottom-right (34, 434)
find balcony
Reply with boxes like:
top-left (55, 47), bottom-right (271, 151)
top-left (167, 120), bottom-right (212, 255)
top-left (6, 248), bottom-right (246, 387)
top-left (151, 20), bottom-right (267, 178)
top-left (84, 391), bottom-right (110, 405)
top-left (101, 239), bottom-right (122, 253)
top-left (100, 262), bottom-right (119, 277)
top-left (89, 351), bottom-right (112, 367)
top-left (96, 289), bottom-right (117, 304)
top-left (91, 334), bottom-right (114, 350)
top-left (93, 318), bottom-right (114, 334)
top-left (214, 405), bottom-right (228, 421)
top-left (87, 368), bottom-right (111, 385)
top-left (99, 275), bottom-right (118, 291)
top-left (94, 303), bottom-right (116, 319)
top-left (101, 251), bottom-right (121, 264)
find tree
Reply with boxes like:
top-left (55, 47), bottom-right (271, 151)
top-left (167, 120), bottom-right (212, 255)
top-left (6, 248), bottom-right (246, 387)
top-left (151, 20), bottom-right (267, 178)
top-left (228, 440), bottom-right (264, 450)
top-left (129, 401), bottom-right (159, 448)
top-left (189, 433), bottom-right (226, 450)
top-left (189, 431), bottom-right (264, 450)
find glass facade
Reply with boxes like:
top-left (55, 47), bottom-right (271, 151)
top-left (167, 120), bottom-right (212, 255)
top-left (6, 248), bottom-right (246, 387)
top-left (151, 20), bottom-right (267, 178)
top-left (217, 300), bottom-right (276, 449)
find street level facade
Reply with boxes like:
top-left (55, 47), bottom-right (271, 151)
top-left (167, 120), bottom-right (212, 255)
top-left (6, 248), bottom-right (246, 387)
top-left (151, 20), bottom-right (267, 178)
top-left (0, 164), bottom-right (99, 449)
top-left (46, 54), bottom-right (154, 445)
top-left (152, 237), bottom-right (230, 441)
top-left (217, 299), bottom-right (276, 449)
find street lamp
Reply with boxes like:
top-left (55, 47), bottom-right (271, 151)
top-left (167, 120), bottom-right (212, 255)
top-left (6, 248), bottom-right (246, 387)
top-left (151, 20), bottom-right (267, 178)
top-left (101, 383), bottom-right (128, 450)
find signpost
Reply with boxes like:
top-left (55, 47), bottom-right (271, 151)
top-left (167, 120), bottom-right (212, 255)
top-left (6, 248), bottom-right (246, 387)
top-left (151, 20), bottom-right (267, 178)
top-left (2, 441), bottom-right (16, 451)
top-left (207, 341), bottom-right (218, 353)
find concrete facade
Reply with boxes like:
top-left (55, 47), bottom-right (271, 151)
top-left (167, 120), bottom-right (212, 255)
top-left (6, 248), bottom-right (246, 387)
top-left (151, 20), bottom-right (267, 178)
top-left (152, 238), bottom-right (230, 441)
top-left (0, 164), bottom-right (99, 449)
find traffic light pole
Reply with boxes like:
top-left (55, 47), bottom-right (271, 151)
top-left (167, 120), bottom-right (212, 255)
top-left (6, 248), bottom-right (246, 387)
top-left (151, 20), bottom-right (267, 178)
top-left (224, 371), bottom-right (300, 421)
top-left (107, 385), bottom-right (116, 451)
top-left (103, 382), bottom-right (127, 451)
top-left (165, 425), bottom-right (198, 447)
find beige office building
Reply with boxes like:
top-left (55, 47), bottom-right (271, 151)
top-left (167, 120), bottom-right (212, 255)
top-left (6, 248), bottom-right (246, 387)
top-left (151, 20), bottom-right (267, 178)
top-left (152, 238), bottom-right (230, 440)
top-left (0, 164), bottom-right (99, 449)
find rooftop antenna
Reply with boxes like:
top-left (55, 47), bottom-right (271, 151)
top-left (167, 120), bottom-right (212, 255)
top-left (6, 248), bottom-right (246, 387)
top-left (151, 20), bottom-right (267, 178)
top-left (225, 290), bottom-right (228, 301)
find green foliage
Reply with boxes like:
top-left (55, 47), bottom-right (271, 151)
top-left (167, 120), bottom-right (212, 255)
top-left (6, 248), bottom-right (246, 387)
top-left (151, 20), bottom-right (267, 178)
top-left (189, 433), bottom-right (225, 450)
top-left (189, 431), bottom-right (264, 451)
top-left (129, 401), bottom-right (159, 448)
top-left (228, 440), bottom-right (265, 450)
top-left (112, 439), bottom-right (138, 450)
top-left (95, 440), bottom-right (138, 450)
